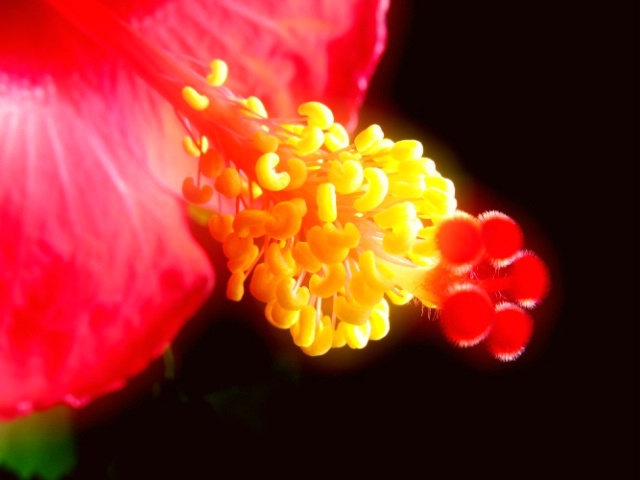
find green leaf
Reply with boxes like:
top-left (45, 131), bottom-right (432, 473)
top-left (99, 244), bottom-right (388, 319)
top-left (0, 406), bottom-right (76, 480)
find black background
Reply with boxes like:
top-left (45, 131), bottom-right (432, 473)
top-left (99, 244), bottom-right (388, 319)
top-left (10, 1), bottom-right (637, 478)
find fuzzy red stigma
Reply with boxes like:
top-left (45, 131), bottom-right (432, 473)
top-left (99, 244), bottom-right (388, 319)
top-left (487, 303), bottom-right (534, 361)
top-left (507, 252), bottom-right (550, 308)
top-left (435, 213), bottom-right (484, 271)
top-left (440, 284), bottom-right (494, 347)
top-left (479, 211), bottom-right (524, 265)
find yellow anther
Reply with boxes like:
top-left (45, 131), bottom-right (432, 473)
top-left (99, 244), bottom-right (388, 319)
top-left (227, 245), bottom-right (259, 272)
top-left (249, 263), bottom-right (278, 303)
top-left (240, 178), bottom-right (254, 200)
top-left (222, 232), bottom-right (254, 259)
top-left (302, 316), bottom-right (333, 356)
top-left (354, 124), bottom-right (384, 153)
top-left (206, 59), bottom-right (228, 86)
top-left (328, 159), bottom-right (364, 194)
top-left (338, 321), bottom-right (371, 349)
top-left (207, 213), bottom-right (234, 242)
top-left (290, 305), bottom-right (317, 347)
top-left (281, 123), bottom-right (304, 136)
top-left (283, 158), bottom-right (308, 190)
top-left (243, 96), bottom-right (268, 118)
top-left (276, 277), bottom-right (311, 311)
top-left (421, 188), bottom-right (457, 217)
top-left (338, 151), bottom-right (362, 162)
top-left (265, 200), bottom-right (306, 240)
top-left (418, 226), bottom-right (437, 240)
top-left (389, 174), bottom-right (426, 199)
top-left (250, 182), bottom-right (263, 199)
top-left (252, 130), bottom-right (279, 153)
top-left (233, 209), bottom-right (270, 238)
top-left (398, 158), bottom-right (437, 176)
top-left (425, 175), bottom-right (455, 195)
top-left (309, 263), bottom-right (346, 298)
top-left (265, 300), bottom-right (300, 329)
top-left (359, 250), bottom-right (395, 291)
top-left (373, 202), bottom-right (418, 229)
top-left (334, 296), bottom-right (371, 326)
top-left (412, 238), bottom-right (438, 258)
top-left (307, 226), bottom-right (349, 264)
top-left (298, 101), bottom-right (334, 130)
top-left (331, 325), bottom-right (347, 348)
top-left (324, 123), bottom-right (350, 152)
top-left (353, 167), bottom-right (389, 212)
top-left (350, 270), bottom-right (384, 307)
top-left (182, 177), bottom-right (213, 204)
top-left (292, 242), bottom-right (322, 273)
top-left (369, 300), bottom-right (390, 341)
top-left (382, 219), bottom-right (422, 255)
top-left (294, 125), bottom-right (324, 156)
top-left (408, 250), bottom-right (437, 268)
top-left (199, 149), bottom-right (224, 178)
top-left (386, 288), bottom-right (414, 305)
top-left (182, 86), bottom-right (210, 111)
top-left (290, 197), bottom-right (308, 216)
top-left (265, 243), bottom-right (297, 278)
top-left (182, 136), bottom-right (201, 157)
top-left (317, 183), bottom-right (337, 223)
top-left (371, 153), bottom-right (399, 172)
top-left (200, 137), bottom-right (209, 153)
top-left (226, 271), bottom-right (246, 302)
top-left (323, 222), bottom-right (361, 249)
top-left (215, 167), bottom-right (243, 198)
top-left (256, 152), bottom-right (290, 192)
top-left (375, 298), bottom-right (390, 315)
top-left (374, 138), bottom-right (396, 155)
top-left (390, 140), bottom-right (424, 161)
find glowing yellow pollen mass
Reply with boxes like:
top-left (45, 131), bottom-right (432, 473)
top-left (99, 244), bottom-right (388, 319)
top-left (178, 64), bottom-right (459, 357)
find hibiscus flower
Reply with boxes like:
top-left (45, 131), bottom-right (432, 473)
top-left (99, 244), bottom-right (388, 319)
top-left (0, 0), bottom-right (388, 421)
top-left (45, 0), bottom-right (550, 365)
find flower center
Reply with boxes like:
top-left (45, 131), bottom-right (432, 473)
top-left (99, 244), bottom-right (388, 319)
top-left (176, 63), bottom-right (468, 355)
top-left (44, 0), bottom-right (551, 361)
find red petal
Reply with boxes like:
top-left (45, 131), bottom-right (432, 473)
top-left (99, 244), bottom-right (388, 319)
top-left (135, 0), bottom-right (389, 130)
top-left (0, 69), bottom-right (213, 420)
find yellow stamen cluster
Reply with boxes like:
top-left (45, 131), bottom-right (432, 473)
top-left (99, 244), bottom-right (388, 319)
top-left (179, 60), bottom-right (458, 356)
